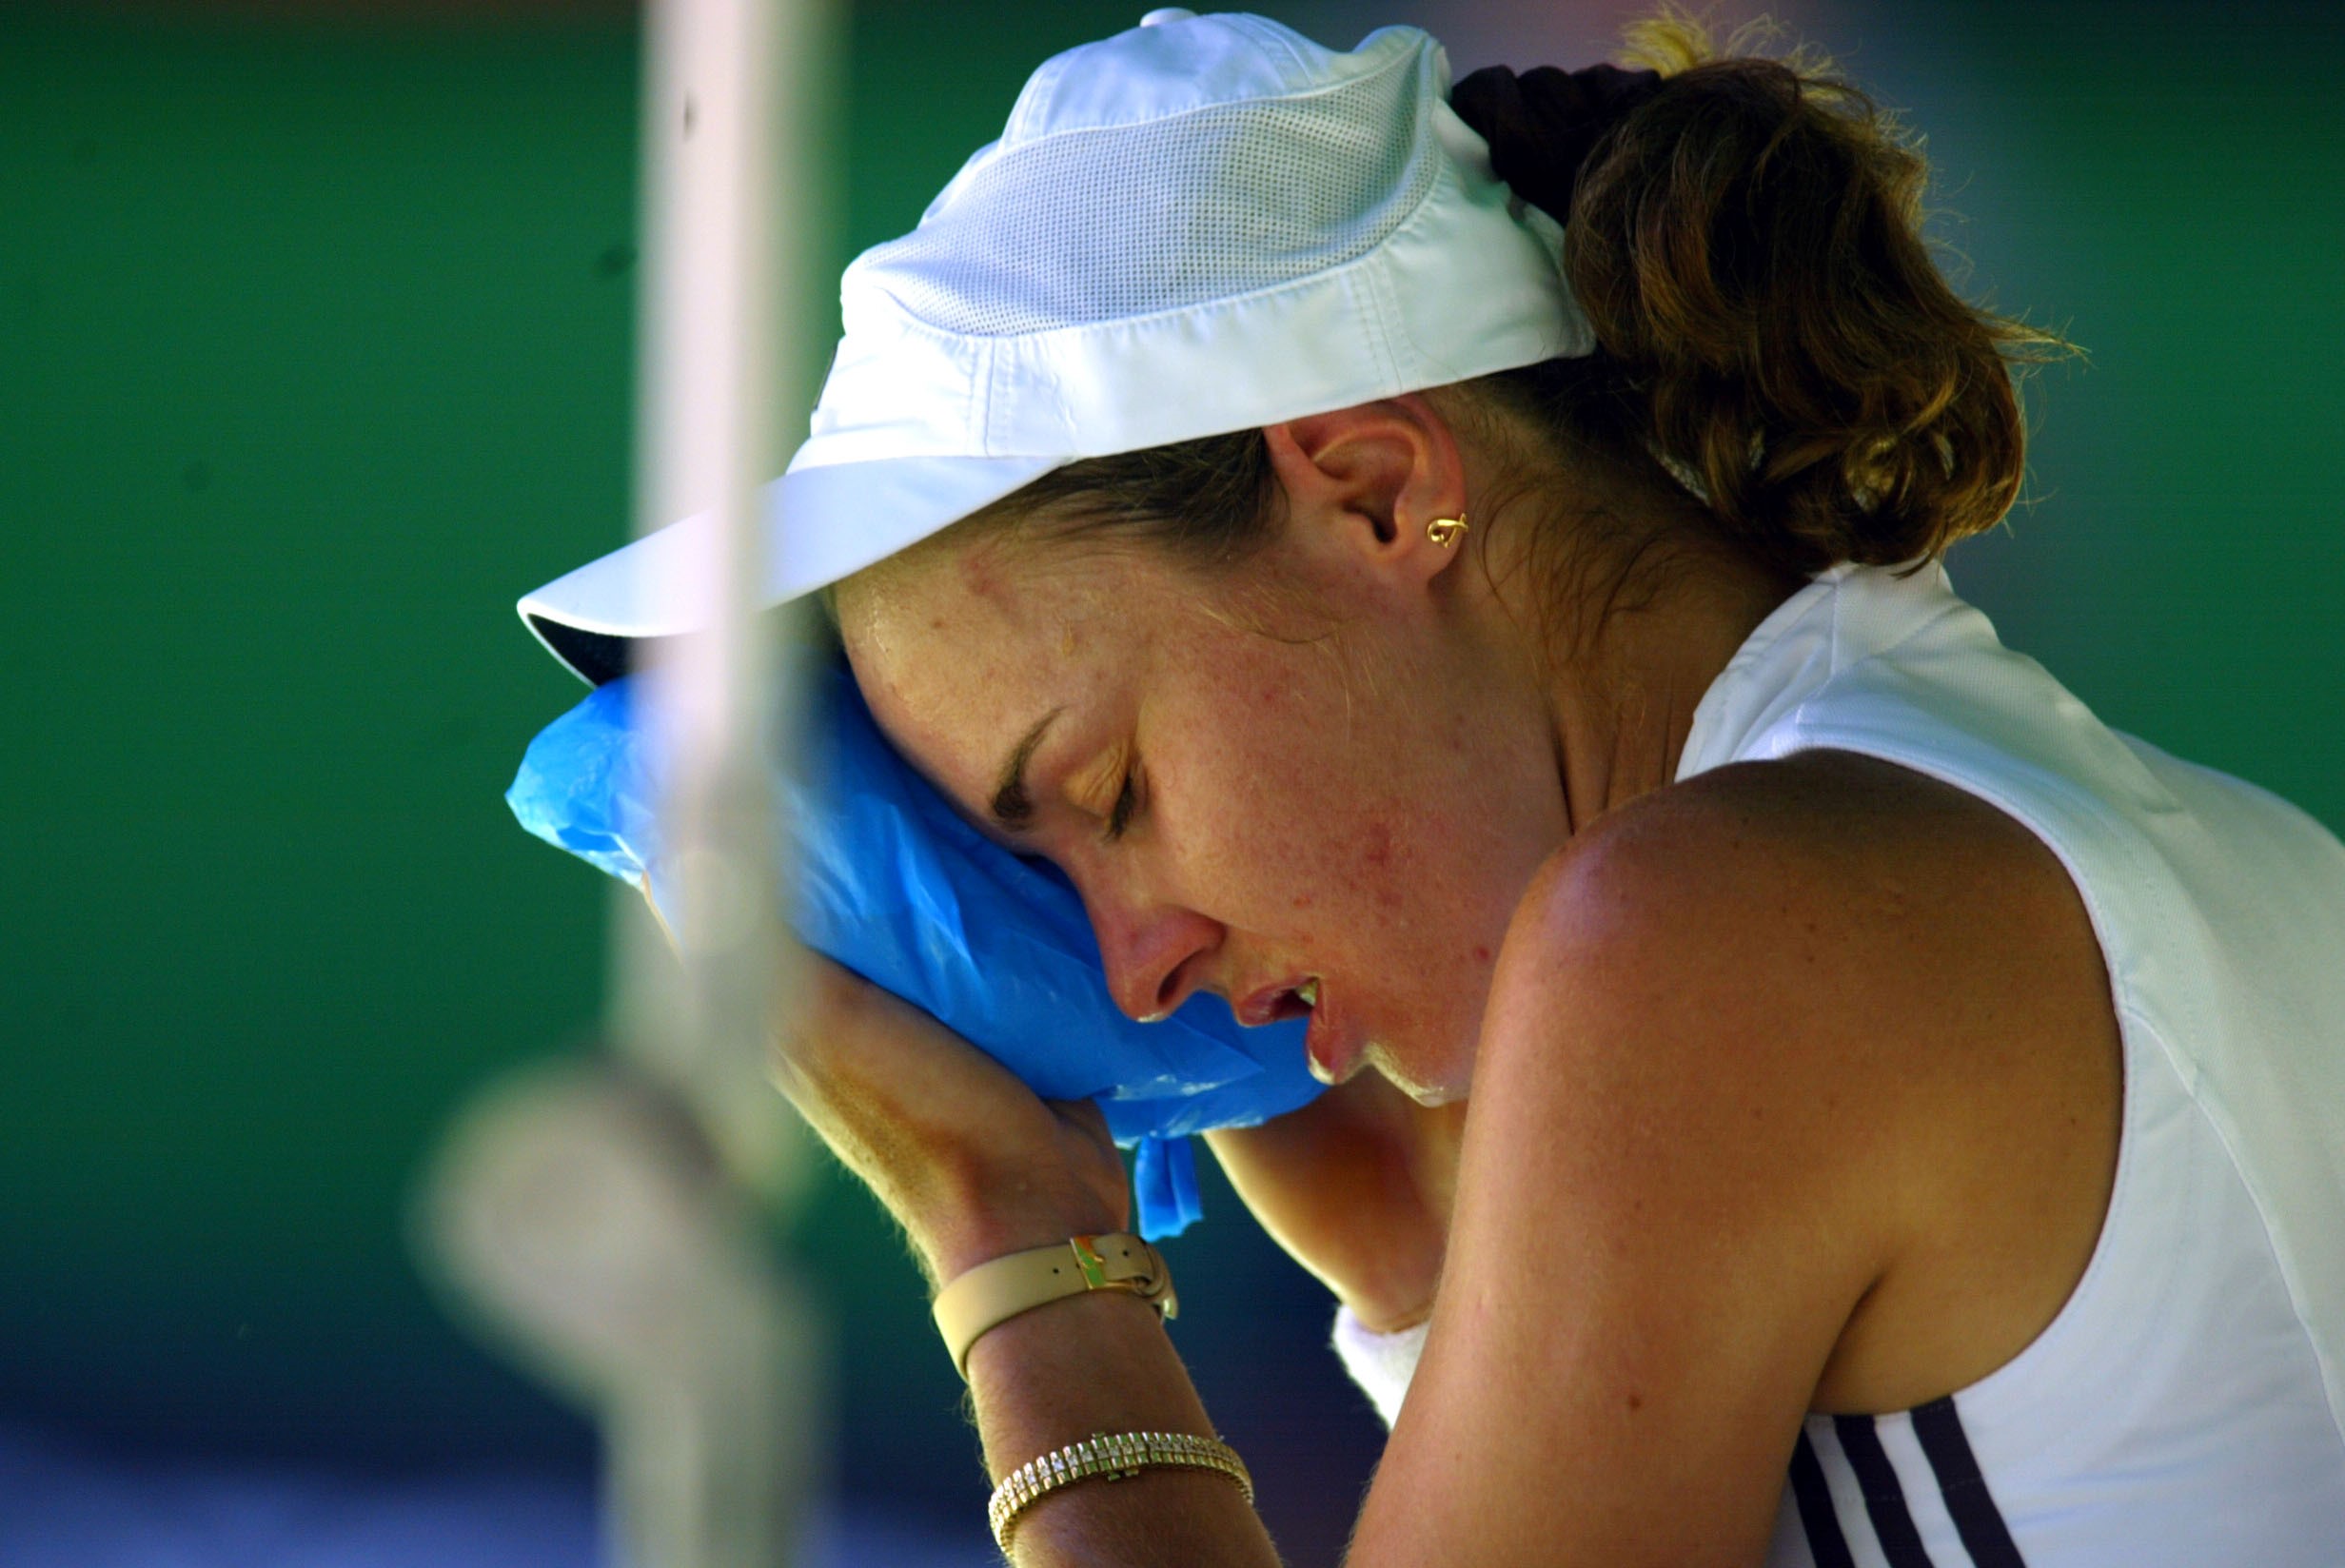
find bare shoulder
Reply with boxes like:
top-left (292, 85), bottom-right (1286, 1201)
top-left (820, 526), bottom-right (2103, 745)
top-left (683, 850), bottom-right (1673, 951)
top-left (1353, 750), bottom-right (2120, 1559)
top-left (1512, 747), bottom-right (2087, 969)
top-left (1480, 746), bottom-right (2124, 1408)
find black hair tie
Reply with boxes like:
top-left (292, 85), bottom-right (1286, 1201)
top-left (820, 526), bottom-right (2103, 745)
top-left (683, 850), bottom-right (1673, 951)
top-left (1449, 63), bottom-right (1665, 225)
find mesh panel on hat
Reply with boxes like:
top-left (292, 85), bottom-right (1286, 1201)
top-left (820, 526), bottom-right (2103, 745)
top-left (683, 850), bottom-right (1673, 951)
top-left (864, 59), bottom-right (1435, 339)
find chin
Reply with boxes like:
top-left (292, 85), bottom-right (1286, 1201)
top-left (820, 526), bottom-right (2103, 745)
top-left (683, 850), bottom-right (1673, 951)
top-left (1369, 1045), bottom-right (1470, 1107)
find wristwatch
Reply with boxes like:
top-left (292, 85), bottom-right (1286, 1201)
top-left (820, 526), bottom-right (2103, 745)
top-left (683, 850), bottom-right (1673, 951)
top-left (932, 1232), bottom-right (1177, 1379)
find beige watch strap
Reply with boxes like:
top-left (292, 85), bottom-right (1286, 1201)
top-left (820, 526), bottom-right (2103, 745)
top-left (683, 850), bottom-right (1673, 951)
top-left (933, 1233), bottom-right (1177, 1379)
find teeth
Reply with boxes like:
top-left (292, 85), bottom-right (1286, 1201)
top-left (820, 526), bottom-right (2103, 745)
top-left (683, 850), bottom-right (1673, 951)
top-left (1296, 978), bottom-right (1319, 1009)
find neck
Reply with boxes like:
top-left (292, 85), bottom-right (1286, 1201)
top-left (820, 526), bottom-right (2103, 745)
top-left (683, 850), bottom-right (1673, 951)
top-left (1527, 522), bottom-right (1804, 836)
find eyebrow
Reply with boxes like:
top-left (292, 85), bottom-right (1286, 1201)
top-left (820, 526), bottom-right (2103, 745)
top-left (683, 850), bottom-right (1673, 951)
top-left (989, 707), bottom-right (1064, 833)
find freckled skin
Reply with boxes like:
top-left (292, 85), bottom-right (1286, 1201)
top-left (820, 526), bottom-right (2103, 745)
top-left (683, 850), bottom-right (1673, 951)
top-left (833, 402), bottom-right (1795, 1105)
top-left (838, 539), bottom-right (1566, 1101)
top-left (794, 407), bottom-right (2132, 1547)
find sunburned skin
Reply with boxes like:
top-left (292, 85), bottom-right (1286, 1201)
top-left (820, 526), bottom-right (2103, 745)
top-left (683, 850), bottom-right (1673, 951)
top-left (835, 401), bottom-right (1795, 1107)
top-left (839, 534), bottom-right (1548, 1103)
top-left (783, 398), bottom-right (2134, 1568)
top-left (845, 398), bottom-right (2122, 1387)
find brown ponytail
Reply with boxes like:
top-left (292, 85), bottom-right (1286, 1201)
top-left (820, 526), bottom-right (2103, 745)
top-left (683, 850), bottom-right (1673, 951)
top-left (1467, 13), bottom-right (2076, 577)
top-left (897, 10), bottom-right (2074, 625)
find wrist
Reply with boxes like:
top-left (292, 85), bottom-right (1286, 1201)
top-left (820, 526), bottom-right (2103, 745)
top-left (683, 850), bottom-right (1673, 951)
top-left (961, 1266), bottom-right (1168, 1385)
top-left (936, 1230), bottom-right (1175, 1380)
top-left (926, 1195), bottom-right (1128, 1288)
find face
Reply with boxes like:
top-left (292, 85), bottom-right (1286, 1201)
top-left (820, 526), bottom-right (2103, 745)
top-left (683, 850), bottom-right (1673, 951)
top-left (835, 519), bottom-right (1567, 1105)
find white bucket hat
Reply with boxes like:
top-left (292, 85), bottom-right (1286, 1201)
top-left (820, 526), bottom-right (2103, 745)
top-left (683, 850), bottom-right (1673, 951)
top-left (519, 7), bottom-right (1592, 682)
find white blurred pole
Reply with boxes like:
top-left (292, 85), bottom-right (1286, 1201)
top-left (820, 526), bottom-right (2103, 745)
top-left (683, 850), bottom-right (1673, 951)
top-left (613, 0), bottom-right (830, 1560)
top-left (624, 0), bottom-right (825, 1213)
top-left (421, 7), bottom-right (831, 1566)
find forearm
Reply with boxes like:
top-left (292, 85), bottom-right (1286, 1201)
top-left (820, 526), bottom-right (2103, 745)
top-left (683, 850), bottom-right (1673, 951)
top-left (762, 960), bottom-right (1290, 1562)
top-left (1201, 1085), bottom-right (1465, 1335)
top-left (965, 1286), bottom-right (1285, 1567)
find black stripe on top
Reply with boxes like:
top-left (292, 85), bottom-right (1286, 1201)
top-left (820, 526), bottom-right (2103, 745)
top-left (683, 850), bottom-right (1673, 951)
top-left (1912, 1397), bottom-right (2027, 1568)
top-left (1833, 1415), bottom-right (1939, 1568)
top-left (1789, 1430), bottom-right (1857, 1568)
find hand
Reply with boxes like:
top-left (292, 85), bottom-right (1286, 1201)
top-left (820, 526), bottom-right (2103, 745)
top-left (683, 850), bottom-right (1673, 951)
top-left (1203, 1072), bottom-right (1467, 1331)
top-left (769, 948), bottom-right (1131, 1285)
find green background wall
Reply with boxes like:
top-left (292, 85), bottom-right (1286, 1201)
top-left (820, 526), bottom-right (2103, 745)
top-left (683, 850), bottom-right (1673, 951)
top-left (5, 0), bottom-right (2339, 1558)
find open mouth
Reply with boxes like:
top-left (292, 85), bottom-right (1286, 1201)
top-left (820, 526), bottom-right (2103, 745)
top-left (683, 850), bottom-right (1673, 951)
top-left (1237, 974), bottom-right (1320, 1029)
top-left (1259, 975), bottom-right (1352, 1088)
top-left (1268, 976), bottom-right (1320, 1023)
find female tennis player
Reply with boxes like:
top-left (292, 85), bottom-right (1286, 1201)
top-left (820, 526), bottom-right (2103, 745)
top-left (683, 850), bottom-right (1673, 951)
top-left (520, 10), bottom-right (2345, 1563)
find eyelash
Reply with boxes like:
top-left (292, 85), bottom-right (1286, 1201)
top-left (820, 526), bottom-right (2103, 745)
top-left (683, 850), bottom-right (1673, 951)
top-left (1103, 763), bottom-right (1139, 843)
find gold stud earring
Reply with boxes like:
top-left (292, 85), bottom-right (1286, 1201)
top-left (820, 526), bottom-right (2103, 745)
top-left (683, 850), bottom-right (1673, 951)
top-left (1426, 514), bottom-right (1468, 547)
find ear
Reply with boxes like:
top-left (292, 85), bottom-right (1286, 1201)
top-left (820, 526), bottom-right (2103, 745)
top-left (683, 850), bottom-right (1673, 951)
top-left (1262, 394), bottom-right (1471, 600)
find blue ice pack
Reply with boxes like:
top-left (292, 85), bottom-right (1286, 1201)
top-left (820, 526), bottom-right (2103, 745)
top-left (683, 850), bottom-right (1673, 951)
top-left (505, 659), bottom-right (1323, 1239)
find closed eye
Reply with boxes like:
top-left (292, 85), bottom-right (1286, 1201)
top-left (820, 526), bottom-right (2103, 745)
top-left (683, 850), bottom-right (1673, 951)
top-left (1103, 763), bottom-right (1139, 843)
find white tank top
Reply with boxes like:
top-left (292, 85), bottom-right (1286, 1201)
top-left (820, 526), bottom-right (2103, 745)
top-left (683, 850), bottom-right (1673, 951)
top-left (1330, 560), bottom-right (2345, 1565)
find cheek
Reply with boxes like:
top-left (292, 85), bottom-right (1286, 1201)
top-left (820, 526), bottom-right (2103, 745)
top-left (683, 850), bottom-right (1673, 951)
top-left (1346, 819), bottom-right (1411, 913)
top-left (1165, 667), bottom-right (1438, 927)
top-left (1156, 667), bottom-right (1517, 1088)
top-left (1175, 655), bottom-right (1535, 1035)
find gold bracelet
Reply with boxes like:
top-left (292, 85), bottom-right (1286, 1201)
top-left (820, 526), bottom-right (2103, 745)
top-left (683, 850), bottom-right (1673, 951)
top-left (987, 1429), bottom-right (1253, 1554)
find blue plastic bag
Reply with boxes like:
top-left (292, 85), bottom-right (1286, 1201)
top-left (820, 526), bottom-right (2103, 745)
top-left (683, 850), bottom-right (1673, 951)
top-left (505, 660), bottom-right (1324, 1239)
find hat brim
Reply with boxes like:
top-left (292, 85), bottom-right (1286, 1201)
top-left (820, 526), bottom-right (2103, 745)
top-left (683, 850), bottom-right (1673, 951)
top-left (518, 453), bottom-right (1064, 683)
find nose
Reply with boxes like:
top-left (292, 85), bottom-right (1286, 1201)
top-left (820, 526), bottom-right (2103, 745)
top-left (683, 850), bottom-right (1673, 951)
top-left (1083, 882), bottom-right (1223, 1024)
